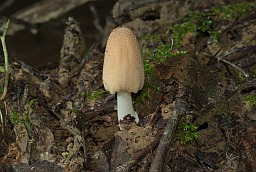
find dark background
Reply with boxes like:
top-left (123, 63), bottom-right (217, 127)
top-left (0, 0), bottom-right (116, 66)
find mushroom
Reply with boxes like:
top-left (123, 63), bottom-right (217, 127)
top-left (102, 27), bottom-right (144, 125)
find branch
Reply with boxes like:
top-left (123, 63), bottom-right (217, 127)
top-left (149, 86), bottom-right (189, 172)
top-left (149, 110), bottom-right (179, 172)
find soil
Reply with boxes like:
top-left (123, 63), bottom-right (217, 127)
top-left (0, 0), bottom-right (256, 172)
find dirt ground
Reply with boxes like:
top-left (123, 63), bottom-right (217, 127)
top-left (0, 0), bottom-right (256, 172)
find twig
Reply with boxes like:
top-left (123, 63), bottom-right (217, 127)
top-left (148, 94), bottom-right (164, 126)
top-left (133, 137), bottom-right (161, 161)
top-left (237, 79), bottom-right (256, 91)
top-left (149, 86), bottom-right (189, 172)
top-left (216, 48), bottom-right (250, 78)
top-left (0, 19), bottom-right (10, 100)
top-left (149, 110), bottom-right (179, 172)
top-left (114, 137), bottom-right (161, 172)
top-left (18, 60), bottom-right (48, 80)
top-left (13, 0), bottom-right (93, 25)
top-left (217, 57), bottom-right (249, 78)
top-left (0, 0), bottom-right (14, 13)
top-left (227, 78), bottom-right (256, 95)
top-left (83, 100), bottom-right (116, 121)
top-left (90, 5), bottom-right (105, 35)
top-left (72, 44), bottom-right (96, 78)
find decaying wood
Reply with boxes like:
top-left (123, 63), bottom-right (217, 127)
top-left (148, 94), bottom-right (164, 126)
top-left (72, 44), bottom-right (97, 78)
top-left (0, 0), bottom-right (15, 13)
top-left (109, 86), bottom-right (190, 172)
top-left (1, 0), bottom-right (256, 171)
top-left (216, 46), bottom-right (256, 78)
top-left (0, 17), bottom-right (93, 171)
top-left (149, 86), bottom-right (189, 172)
top-left (90, 5), bottom-right (105, 35)
top-left (223, 46), bottom-right (256, 62)
top-left (82, 100), bottom-right (116, 122)
top-left (58, 17), bottom-right (85, 88)
top-left (12, 0), bottom-right (94, 24)
top-left (230, 78), bottom-right (256, 96)
top-left (111, 135), bottom-right (161, 172)
top-left (149, 112), bottom-right (179, 172)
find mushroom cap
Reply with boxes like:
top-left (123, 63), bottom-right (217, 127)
top-left (103, 27), bottom-right (144, 94)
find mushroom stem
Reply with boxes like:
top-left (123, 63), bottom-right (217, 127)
top-left (117, 91), bottom-right (139, 123)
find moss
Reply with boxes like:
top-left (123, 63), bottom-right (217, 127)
top-left (11, 111), bottom-right (29, 128)
top-left (168, 11), bottom-right (217, 47)
top-left (141, 33), bottom-right (161, 44)
top-left (143, 50), bottom-right (157, 78)
top-left (155, 44), bottom-right (187, 63)
top-left (135, 82), bottom-right (160, 103)
top-left (142, 40), bottom-right (186, 78)
top-left (10, 110), bottom-right (20, 125)
top-left (83, 89), bottom-right (107, 100)
top-left (250, 69), bottom-right (256, 78)
top-left (244, 94), bottom-right (256, 107)
top-left (167, 2), bottom-right (255, 47)
top-left (139, 34), bottom-right (186, 103)
top-left (212, 2), bottom-right (255, 19)
top-left (139, 2), bottom-right (255, 104)
top-left (179, 122), bottom-right (199, 145)
top-left (10, 98), bottom-right (37, 129)
top-left (71, 108), bottom-right (80, 114)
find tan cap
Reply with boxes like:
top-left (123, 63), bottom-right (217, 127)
top-left (103, 27), bottom-right (144, 94)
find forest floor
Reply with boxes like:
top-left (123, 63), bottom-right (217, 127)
top-left (0, 0), bottom-right (256, 172)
